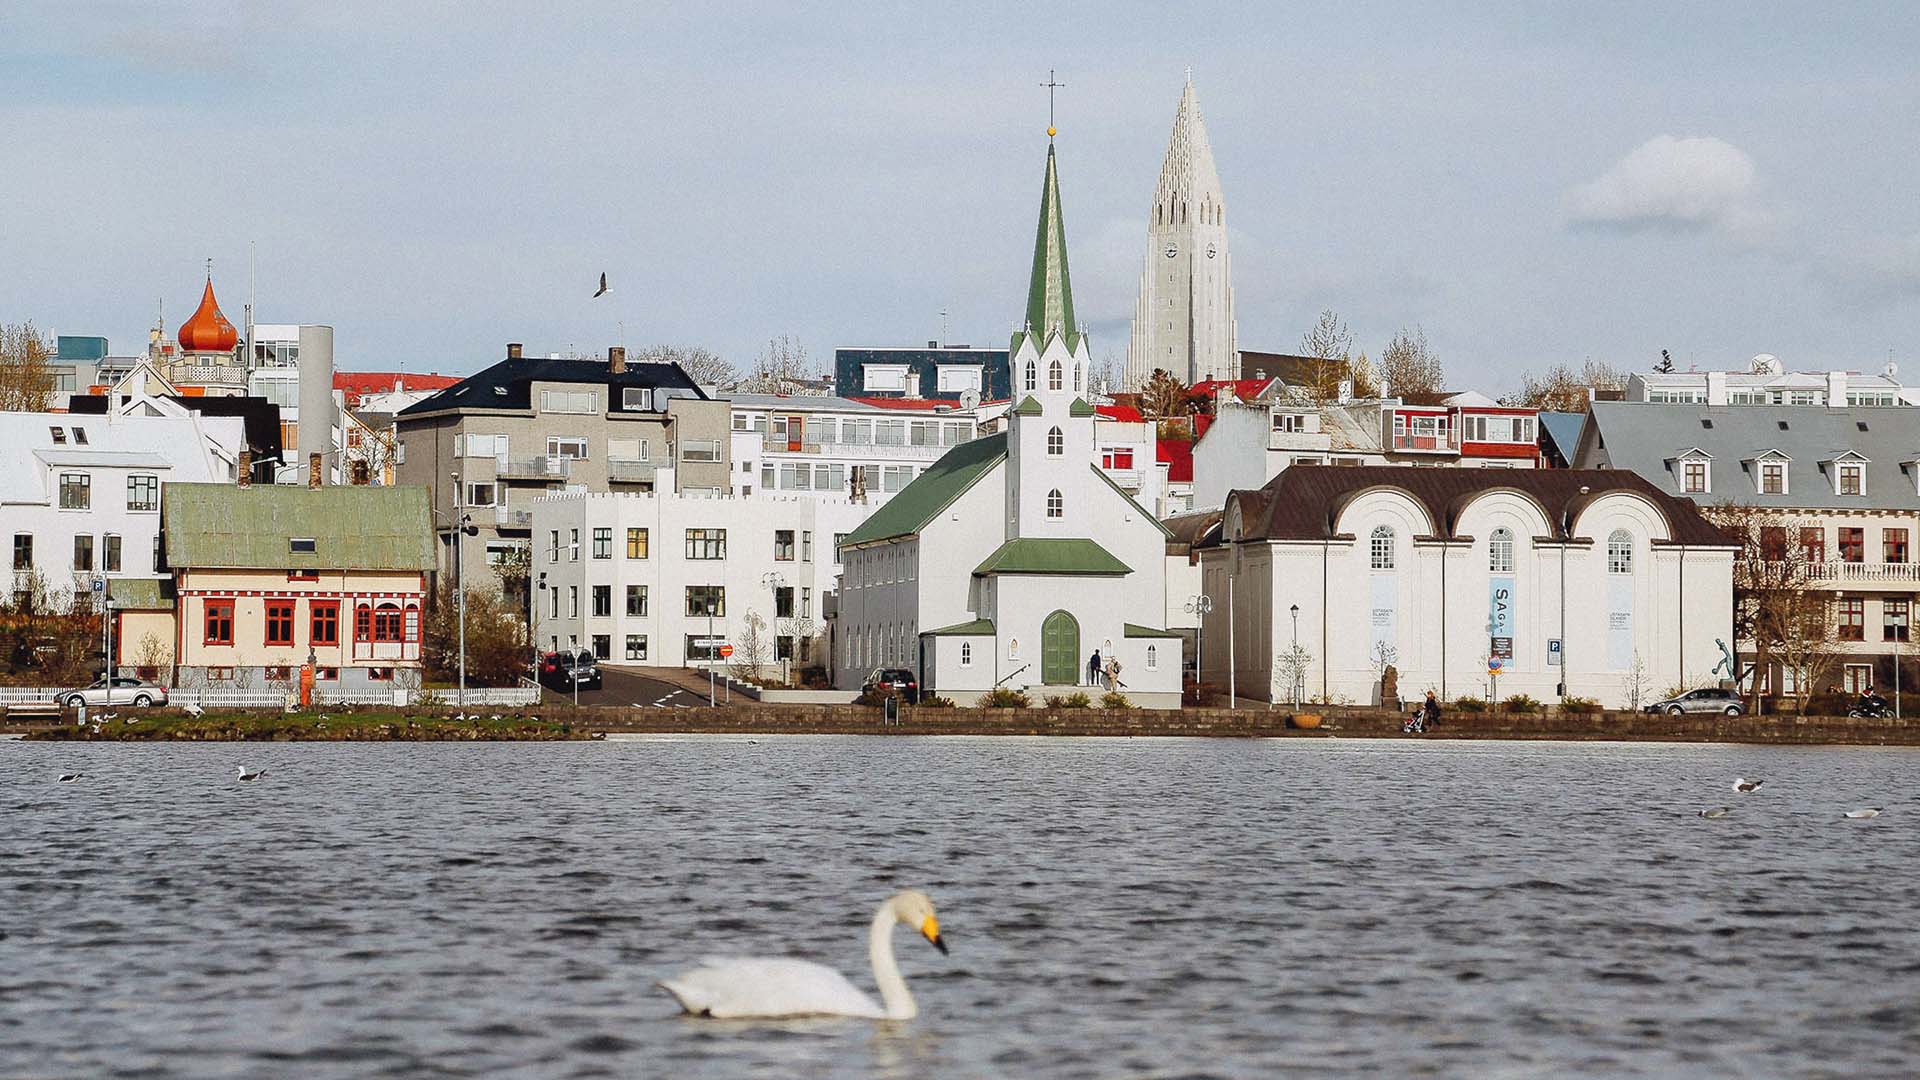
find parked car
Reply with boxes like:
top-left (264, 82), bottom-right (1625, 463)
top-left (1644, 687), bottom-right (1743, 716)
top-left (863, 668), bottom-right (919, 704)
top-left (537, 650), bottom-right (601, 692)
top-left (60, 676), bottom-right (169, 709)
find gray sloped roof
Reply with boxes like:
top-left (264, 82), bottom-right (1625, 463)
top-left (1538, 411), bottom-right (1586, 463)
top-left (1584, 401), bottom-right (1920, 511)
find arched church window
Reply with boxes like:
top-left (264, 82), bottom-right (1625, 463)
top-left (1147, 645), bottom-right (1158, 670)
top-left (1046, 489), bottom-right (1064, 518)
top-left (1608, 529), bottom-right (1634, 574)
top-left (1024, 361), bottom-right (1036, 392)
top-left (1048, 360), bottom-right (1063, 391)
top-left (1370, 525), bottom-right (1396, 571)
top-left (1046, 426), bottom-right (1064, 456)
top-left (1073, 361), bottom-right (1082, 393)
top-left (1489, 527), bottom-right (1514, 573)
top-left (960, 642), bottom-right (972, 667)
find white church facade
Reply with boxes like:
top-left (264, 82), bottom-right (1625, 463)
top-left (1124, 74), bottom-right (1237, 389)
top-left (834, 139), bottom-right (1183, 707)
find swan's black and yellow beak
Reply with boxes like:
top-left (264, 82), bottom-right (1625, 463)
top-left (921, 915), bottom-right (948, 955)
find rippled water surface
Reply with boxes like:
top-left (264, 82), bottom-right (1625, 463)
top-left (5, 736), bottom-right (1920, 1078)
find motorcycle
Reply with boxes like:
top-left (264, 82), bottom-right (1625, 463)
top-left (1848, 698), bottom-right (1896, 719)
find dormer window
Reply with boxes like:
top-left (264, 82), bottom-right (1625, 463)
top-left (1839, 463), bottom-right (1865, 496)
top-left (1822, 451), bottom-right (1870, 497)
top-left (1761, 462), bottom-right (1786, 494)
top-left (1683, 460), bottom-right (1708, 493)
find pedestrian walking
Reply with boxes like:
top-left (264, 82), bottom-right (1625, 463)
top-left (1087, 650), bottom-right (1102, 687)
top-left (1423, 690), bottom-right (1442, 730)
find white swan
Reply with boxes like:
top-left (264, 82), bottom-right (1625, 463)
top-left (660, 890), bottom-right (947, 1020)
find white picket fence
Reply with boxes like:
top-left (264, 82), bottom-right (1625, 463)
top-left (1, 684), bottom-right (541, 709)
top-left (0, 687), bottom-right (60, 705)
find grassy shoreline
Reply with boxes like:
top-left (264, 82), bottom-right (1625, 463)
top-left (24, 711), bottom-right (595, 742)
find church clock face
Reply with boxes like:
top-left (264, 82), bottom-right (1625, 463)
top-left (1164, 244), bottom-right (1178, 258)
top-left (1206, 243), bottom-right (1217, 259)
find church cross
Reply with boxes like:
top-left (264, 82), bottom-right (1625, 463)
top-left (1040, 69), bottom-right (1065, 135)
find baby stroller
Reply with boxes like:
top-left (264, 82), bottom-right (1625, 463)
top-left (1402, 706), bottom-right (1427, 734)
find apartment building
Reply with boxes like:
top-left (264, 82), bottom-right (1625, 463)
top-left (1624, 355), bottom-right (1918, 407)
top-left (725, 394), bottom-right (983, 503)
top-left (394, 345), bottom-right (729, 587)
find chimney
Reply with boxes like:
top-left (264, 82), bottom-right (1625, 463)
top-left (237, 449), bottom-right (252, 486)
top-left (507, 342), bottom-right (524, 360)
top-left (609, 346), bottom-right (626, 374)
top-left (1827, 370), bottom-right (1847, 408)
top-left (309, 452), bottom-right (323, 489)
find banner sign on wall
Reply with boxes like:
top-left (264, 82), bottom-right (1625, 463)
top-left (1489, 576), bottom-right (1516, 661)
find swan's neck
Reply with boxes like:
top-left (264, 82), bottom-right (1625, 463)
top-left (868, 903), bottom-right (916, 1020)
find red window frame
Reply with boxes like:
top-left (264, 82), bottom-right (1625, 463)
top-left (1840, 528), bottom-right (1865, 563)
top-left (264, 600), bottom-right (295, 647)
top-left (355, 604), bottom-right (372, 642)
top-left (1885, 528), bottom-right (1908, 565)
top-left (1838, 597), bottom-right (1865, 641)
top-left (1800, 528), bottom-right (1824, 564)
top-left (310, 600), bottom-right (340, 646)
top-left (204, 599), bottom-right (234, 646)
top-left (373, 603), bottom-right (404, 643)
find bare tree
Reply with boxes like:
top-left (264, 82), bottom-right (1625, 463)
top-left (1298, 309), bottom-right (1354, 403)
top-left (1139, 368), bottom-right (1192, 418)
top-left (1090, 351), bottom-right (1124, 396)
top-left (1370, 641), bottom-right (1400, 706)
top-left (0, 321), bottom-right (56, 412)
top-left (1626, 652), bottom-right (1650, 711)
top-left (636, 344), bottom-right (738, 388)
top-left (737, 334), bottom-right (821, 395)
top-left (730, 611), bottom-right (772, 683)
top-left (135, 632), bottom-right (174, 686)
top-left (1348, 351), bottom-right (1380, 398)
top-left (1275, 644), bottom-right (1313, 705)
top-left (1378, 326), bottom-right (1444, 397)
top-left (1704, 502), bottom-right (1828, 712)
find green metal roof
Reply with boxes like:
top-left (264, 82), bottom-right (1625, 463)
top-left (1010, 143), bottom-right (1081, 356)
top-left (1011, 395), bottom-right (1043, 417)
top-left (1125, 623), bottom-right (1179, 638)
top-left (973, 537), bottom-right (1131, 576)
top-left (107, 577), bottom-right (176, 610)
top-left (1069, 397), bottom-right (1095, 417)
top-left (1089, 466), bottom-right (1174, 537)
top-left (163, 483), bottom-right (436, 571)
top-left (923, 618), bottom-right (995, 636)
top-left (841, 433), bottom-right (1007, 546)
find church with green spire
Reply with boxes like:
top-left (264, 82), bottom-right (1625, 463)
top-left (834, 137), bottom-right (1183, 707)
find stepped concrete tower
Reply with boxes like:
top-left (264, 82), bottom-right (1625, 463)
top-left (1124, 73), bottom-right (1237, 388)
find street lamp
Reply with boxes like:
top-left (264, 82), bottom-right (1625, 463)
top-left (1184, 593), bottom-right (1214, 691)
top-left (762, 571), bottom-right (789, 685)
top-left (450, 472), bottom-right (478, 711)
top-left (1290, 603), bottom-right (1301, 706)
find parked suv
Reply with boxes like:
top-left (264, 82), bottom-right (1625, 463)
top-left (1644, 687), bottom-right (1743, 716)
top-left (862, 668), bottom-right (919, 704)
top-left (536, 650), bottom-right (601, 692)
top-left (60, 676), bottom-right (169, 709)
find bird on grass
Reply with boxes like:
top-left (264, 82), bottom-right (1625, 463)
top-left (182, 703), bottom-right (204, 718)
top-left (1699, 807), bottom-right (1733, 819)
top-left (661, 890), bottom-right (947, 1020)
top-left (1844, 808), bottom-right (1884, 819)
top-left (235, 764), bottom-right (266, 782)
top-left (1732, 778), bottom-right (1764, 793)
top-left (593, 272), bottom-right (609, 298)
top-left (58, 773), bottom-right (82, 783)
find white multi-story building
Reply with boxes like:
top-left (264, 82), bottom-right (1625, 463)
top-left (1625, 354), bottom-right (1919, 407)
top-left (726, 394), bottom-right (984, 503)
top-left (1124, 74), bottom-right (1237, 388)
top-left (529, 490), bottom-right (871, 672)
top-left (2, 410), bottom-right (243, 610)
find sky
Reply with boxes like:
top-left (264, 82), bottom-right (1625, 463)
top-left (5, 2), bottom-right (1920, 394)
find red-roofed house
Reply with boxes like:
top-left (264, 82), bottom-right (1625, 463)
top-left (334, 372), bottom-right (461, 411)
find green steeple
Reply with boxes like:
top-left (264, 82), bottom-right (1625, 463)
top-left (1013, 142), bottom-right (1080, 355)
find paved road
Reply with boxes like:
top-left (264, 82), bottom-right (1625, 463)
top-left (541, 665), bottom-right (717, 709)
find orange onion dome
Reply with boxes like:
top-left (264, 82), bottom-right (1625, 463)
top-left (177, 277), bottom-right (239, 353)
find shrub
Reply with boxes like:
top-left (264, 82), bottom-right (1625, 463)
top-left (1045, 691), bottom-right (1094, 709)
top-left (1183, 679), bottom-right (1220, 706)
top-left (1100, 691), bottom-right (1131, 710)
top-left (1503, 694), bottom-right (1541, 714)
top-left (976, 687), bottom-right (1031, 709)
top-left (854, 685), bottom-right (897, 708)
top-left (1800, 693), bottom-right (1848, 717)
top-left (1560, 696), bottom-right (1602, 714)
top-left (916, 694), bottom-right (955, 709)
top-left (1452, 696), bottom-right (1488, 713)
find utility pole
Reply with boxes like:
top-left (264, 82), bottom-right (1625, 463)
top-left (1228, 572), bottom-right (1237, 709)
top-left (452, 473), bottom-right (467, 711)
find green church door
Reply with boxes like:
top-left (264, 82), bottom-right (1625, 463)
top-left (1041, 610), bottom-right (1080, 685)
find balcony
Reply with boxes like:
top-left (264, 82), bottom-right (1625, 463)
top-left (491, 506), bottom-right (533, 527)
top-left (1389, 432), bottom-right (1460, 454)
top-left (498, 456), bottom-right (571, 481)
top-left (1742, 560), bottom-right (1920, 588)
top-left (606, 458), bottom-right (657, 484)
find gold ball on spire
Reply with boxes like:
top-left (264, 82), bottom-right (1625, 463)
top-left (1047, 126), bottom-right (1057, 137)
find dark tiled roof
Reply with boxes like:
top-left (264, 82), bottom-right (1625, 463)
top-left (397, 355), bottom-right (706, 417)
top-left (1225, 465), bottom-right (1731, 547)
top-left (66, 392), bottom-right (284, 462)
top-left (1238, 351), bottom-right (1345, 385)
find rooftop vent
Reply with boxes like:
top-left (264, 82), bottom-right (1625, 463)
top-left (290, 538), bottom-right (316, 554)
top-left (1701, 418), bottom-right (1713, 429)
top-left (1858, 421), bottom-right (1869, 432)
top-left (1777, 420), bottom-right (1790, 431)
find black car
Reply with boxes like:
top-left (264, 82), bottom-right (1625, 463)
top-left (537, 650), bottom-right (602, 692)
top-left (863, 667), bottom-right (919, 703)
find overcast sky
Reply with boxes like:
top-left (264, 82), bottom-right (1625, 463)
top-left (5, 2), bottom-right (1919, 392)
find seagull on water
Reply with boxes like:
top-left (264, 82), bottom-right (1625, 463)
top-left (58, 773), bottom-right (82, 783)
top-left (1732, 778), bottom-right (1764, 793)
top-left (235, 764), bottom-right (266, 782)
top-left (1844, 808), bottom-right (1884, 819)
top-left (1699, 807), bottom-right (1733, 819)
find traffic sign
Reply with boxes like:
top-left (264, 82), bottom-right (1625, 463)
top-left (1487, 656), bottom-right (1505, 675)
top-left (1547, 638), bottom-right (1563, 665)
top-left (91, 578), bottom-right (105, 593)
top-left (717, 644), bottom-right (735, 658)
top-left (692, 636), bottom-right (726, 647)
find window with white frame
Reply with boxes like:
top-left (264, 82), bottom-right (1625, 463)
top-left (1047, 426), bottom-right (1064, 456)
top-left (1273, 413), bottom-right (1305, 433)
top-left (1607, 529), bottom-right (1633, 574)
top-left (1024, 361), bottom-right (1036, 392)
top-left (126, 475), bottom-right (159, 512)
top-left (862, 365), bottom-right (908, 392)
top-left (936, 365), bottom-right (981, 393)
top-left (621, 386), bottom-right (658, 411)
top-left (1838, 463), bottom-right (1865, 496)
top-left (1048, 360), bottom-right (1063, 391)
top-left (1682, 459), bottom-right (1709, 493)
top-left (680, 439), bottom-right (721, 462)
top-left (1489, 527), bottom-right (1514, 573)
top-left (959, 642), bottom-right (972, 667)
top-left (1046, 489), bottom-right (1063, 518)
top-left (1759, 460), bottom-right (1786, 494)
top-left (1370, 526), bottom-right (1395, 570)
top-left (625, 635), bottom-right (648, 660)
top-left (465, 482), bottom-right (497, 507)
top-left (462, 433), bottom-right (508, 458)
top-left (1146, 644), bottom-right (1158, 670)
top-left (547, 436), bottom-right (588, 460)
top-left (539, 389), bottom-right (597, 414)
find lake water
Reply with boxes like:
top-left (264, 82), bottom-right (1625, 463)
top-left (4, 736), bottom-right (1919, 1078)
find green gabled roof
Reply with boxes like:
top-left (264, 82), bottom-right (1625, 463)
top-left (108, 577), bottom-right (176, 610)
top-left (841, 433), bottom-right (1007, 547)
top-left (1089, 465), bottom-right (1175, 536)
top-left (924, 618), bottom-right (995, 637)
top-left (162, 483), bottom-right (436, 571)
top-left (1125, 623), bottom-right (1179, 638)
top-left (1012, 395), bottom-right (1043, 417)
top-left (1069, 397), bottom-right (1095, 417)
top-left (973, 537), bottom-right (1131, 576)
top-left (1010, 143), bottom-right (1081, 356)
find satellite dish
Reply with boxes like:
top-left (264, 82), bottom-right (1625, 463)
top-left (1750, 353), bottom-right (1781, 375)
top-left (1886, 359), bottom-right (1899, 379)
top-left (960, 388), bottom-right (980, 411)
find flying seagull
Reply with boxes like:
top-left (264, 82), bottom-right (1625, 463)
top-left (1732, 778), bottom-right (1764, 793)
top-left (1844, 808), bottom-right (1884, 819)
top-left (1698, 807), bottom-right (1733, 819)
top-left (593, 272), bottom-right (609, 298)
top-left (58, 773), bottom-right (81, 783)
top-left (235, 764), bottom-right (266, 782)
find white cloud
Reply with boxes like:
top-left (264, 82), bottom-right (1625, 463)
top-left (1565, 135), bottom-right (1769, 235)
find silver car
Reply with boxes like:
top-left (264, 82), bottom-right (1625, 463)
top-left (1644, 687), bottom-right (1743, 716)
top-left (61, 676), bottom-right (169, 709)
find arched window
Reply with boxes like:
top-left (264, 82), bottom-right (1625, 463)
top-left (1146, 644), bottom-right (1158, 670)
top-left (960, 642), bottom-right (972, 667)
top-left (1370, 525), bottom-right (1396, 570)
top-left (1608, 529), bottom-right (1634, 574)
top-left (1073, 362), bottom-right (1082, 392)
top-left (1024, 361), bottom-right (1036, 392)
top-left (1009, 638), bottom-right (1020, 660)
top-left (1046, 489), bottom-right (1064, 518)
top-left (1048, 360), bottom-right (1063, 391)
top-left (1489, 527), bottom-right (1514, 573)
top-left (1046, 426), bottom-right (1064, 456)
